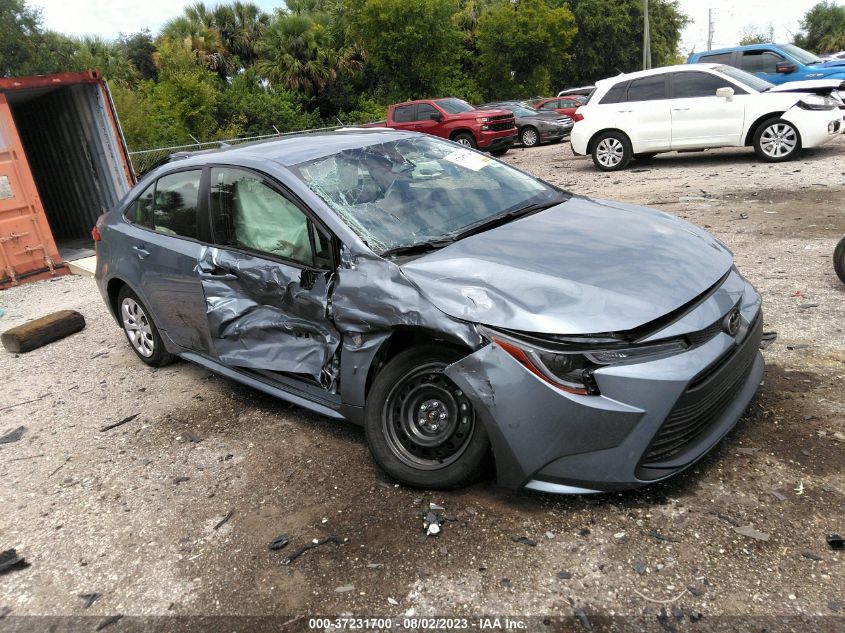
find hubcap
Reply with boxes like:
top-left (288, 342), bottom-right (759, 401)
top-left (596, 137), bottom-right (624, 167)
top-left (456, 137), bottom-right (473, 147)
top-left (382, 362), bottom-right (475, 470)
top-left (760, 123), bottom-right (797, 158)
top-left (522, 129), bottom-right (538, 146)
top-left (121, 297), bottom-right (155, 358)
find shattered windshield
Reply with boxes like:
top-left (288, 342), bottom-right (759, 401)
top-left (290, 136), bottom-right (560, 253)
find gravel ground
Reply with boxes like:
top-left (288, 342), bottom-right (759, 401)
top-left (1, 137), bottom-right (844, 631)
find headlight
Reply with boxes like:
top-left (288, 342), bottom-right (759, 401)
top-left (478, 326), bottom-right (689, 396)
top-left (797, 95), bottom-right (838, 110)
top-left (476, 117), bottom-right (490, 123)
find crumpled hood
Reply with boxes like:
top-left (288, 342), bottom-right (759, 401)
top-left (400, 196), bottom-right (733, 334)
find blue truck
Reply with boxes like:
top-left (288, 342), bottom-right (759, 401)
top-left (688, 43), bottom-right (845, 85)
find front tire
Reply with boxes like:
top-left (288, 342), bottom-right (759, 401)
top-left (364, 345), bottom-right (489, 490)
top-left (520, 126), bottom-right (539, 147)
top-left (452, 133), bottom-right (477, 149)
top-left (591, 131), bottom-right (632, 171)
top-left (117, 286), bottom-right (175, 367)
top-left (753, 118), bottom-right (801, 162)
top-left (834, 237), bottom-right (845, 285)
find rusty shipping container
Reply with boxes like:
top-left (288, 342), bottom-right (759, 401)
top-left (0, 70), bottom-right (134, 288)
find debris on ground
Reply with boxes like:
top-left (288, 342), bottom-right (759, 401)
top-left (334, 584), bottom-right (354, 593)
top-left (281, 536), bottom-right (344, 566)
top-left (802, 552), bottom-right (822, 561)
top-left (573, 607), bottom-right (592, 630)
top-left (511, 536), bottom-right (538, 547)
top-left (557, 570), bottom-right (572, 579)
top-left (213, 510), bottom-right (234, 531)
top-left (79, 592), bottom-right (100, 608)
top-left (99, 414), bottom-right (140, 433)
top-left (423, 511), bottom-right (442, 536)
top-left (645, 530), bottom-right (679, 543)
top-left (613, 531), bottom-right (628, 544)
top-left (0, 309), bottom-right (85, 353)
top-left (632, 560), bottom-right (647, 575)
top-left (95, 614), bottom-right (123, 631)
top-left (0, 426), bottom-right (26, 445)
top-left (0, 549), bottom-right (29, 575)
top-left (798, 303), bottom-right (820, 310)
top-left (172, 476), bottom-right (190, 485)
top-left (268, 535), bottom-right (289, 550)
top-left (429, 503), bottom-right (445, 511)
top-left (733, 525), bottom-right (770, 542)
top-left (759, 331), bottom-right (777, 349)
top-left (827, 534), bottom-right (844, 550)
top-left (388, 597), bottom-right (399, 606)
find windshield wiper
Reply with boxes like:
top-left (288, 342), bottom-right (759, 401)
top-left (447, 196), bottom-right (566, 242)
top-left (380, 238), bottom-right (455, 258)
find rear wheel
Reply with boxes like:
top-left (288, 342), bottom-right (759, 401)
top-left (520, 126), bottom-right (539, 147)
top-left (364, 345), bottom-right (489, 489)
top-left (834, 237), bottom-right (845, 285)
top-left (753, 118), bottom-right (801, 162)
top-left (591, 131), bottom-right (632, 171)
top-left (117, 286), bottom-right (175, 367)
top-left (452, 133), bottom-right (477, 149)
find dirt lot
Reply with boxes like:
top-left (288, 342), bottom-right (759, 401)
top-left (1, 137), bottom-right (844, 631)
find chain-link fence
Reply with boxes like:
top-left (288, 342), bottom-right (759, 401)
top-left (127, 124), bottom-right (367, 177)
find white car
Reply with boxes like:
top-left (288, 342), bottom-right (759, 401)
top-left (570, 64), bottom-right (845, 171)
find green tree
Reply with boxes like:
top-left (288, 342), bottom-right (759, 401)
top-left (345, 0), bottom-right (463, 100)
top-left (75, 36), bottom-right (139, 85)
top-left (794, 1), bottom-right (845, 53)
top-left (476, 0), bottom-right (577, 98)
top-left (562, 0), bottom-right (688, 88)
top-left (739, 24), bottom-right (774, 46)
top-left (0, 0), bottom-right (40, 76)
top-left (159, 9), bottom-right (230, 77)
top-left (118, 30), bottom-right (159, 81)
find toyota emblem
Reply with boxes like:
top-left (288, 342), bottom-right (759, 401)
top-left (723, 309), bottom-right (741, 337)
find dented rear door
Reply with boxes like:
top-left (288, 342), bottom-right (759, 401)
top-left (199, 166), bottom-right (340, 384)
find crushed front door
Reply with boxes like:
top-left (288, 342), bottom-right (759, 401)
top-left (198, 166), bottom-right (340, 386)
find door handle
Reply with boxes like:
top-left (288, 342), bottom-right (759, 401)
top-left (672, 108), bottom-right (690, 111)
top-left (132, 245), bottom-right (150, 259)
top-left (617, 109), bottom-right (632, 113)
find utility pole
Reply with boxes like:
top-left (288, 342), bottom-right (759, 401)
top-left (707, 8), bottom-right (714, 50)
top-left (643, 0), bottom-right (652, 70)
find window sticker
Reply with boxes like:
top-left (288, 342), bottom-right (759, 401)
top-left (443, 148), bottom-right (493, 171)
top-left (0, 175), bottom-right (13, 200)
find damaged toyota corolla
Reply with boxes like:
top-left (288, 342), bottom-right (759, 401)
top-left (95, 130), bottom-right (763, 494)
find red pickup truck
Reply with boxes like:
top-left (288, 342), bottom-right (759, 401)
top-left (374, 98), bottom-right (517, 155)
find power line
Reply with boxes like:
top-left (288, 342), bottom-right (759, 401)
top-left (643, 0), bottom-right (652, 69)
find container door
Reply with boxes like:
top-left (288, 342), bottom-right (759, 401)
top-left (0, 93), bottom-right (61, 286)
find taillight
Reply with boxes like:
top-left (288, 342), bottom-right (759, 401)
top-left (91, 226), bottom-right (101, 242)
top-left (571, 112), bottom-right (584, 122)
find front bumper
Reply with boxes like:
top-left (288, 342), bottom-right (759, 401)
top-left (478, 132), bottom-right (516, 151)
top-left (445, 270), bottom-right (764, 493)
top-left (783, 105), bottom-right (845, 148)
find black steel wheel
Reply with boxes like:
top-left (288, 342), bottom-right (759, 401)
top-left (364, 345), bottom-right (490, 489)
top-left (834, 236), bottom-right (845, 285)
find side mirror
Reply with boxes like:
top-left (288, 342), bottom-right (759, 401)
top-left (430, 112), bottom-right (443, 122)
top-left (776, 62), bottom-right (796, 74)
top-left (716, 87), bottom-right (734, 100)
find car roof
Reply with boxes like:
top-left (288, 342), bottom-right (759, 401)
top-left (693, 43), bottom-right (785, 56)
top-left (595, 63), bottom-right (721, 86)
top-left (155, 129), bottom-right (419, 170)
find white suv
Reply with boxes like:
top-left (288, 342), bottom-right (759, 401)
top-left (570, 64), bottom-right (845, 171)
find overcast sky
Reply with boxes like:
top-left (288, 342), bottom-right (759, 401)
top-left (33, 0), bottom-right (816, 55)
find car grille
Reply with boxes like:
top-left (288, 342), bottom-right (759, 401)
top-left (488, 119), bottom-right (515, 131)
top-left (640, 315), bottom-right (762, 467)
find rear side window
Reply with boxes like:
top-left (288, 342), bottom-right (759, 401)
top-left (627, 75), bottom-right (667, 101)
top-left (671, 71), bottom-right (740, 98)
top-left (209, 167), bottom-right (330, 268)
top-left (393, 105), bottom-right (415, 123)
top-left (152, 171), bottom-right (201, 238)
top-left (538, 100), bottom-right (559, 110)
top-left (699, 52), bottom-right (733, 65)
top-left (125, 183), bottom-right (155, 227)
top-left (599, 82), bottom-right (628, 104)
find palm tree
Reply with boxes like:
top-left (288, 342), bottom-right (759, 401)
top-left (211, 2), bottom-right (270, 68)
top-left (159, 13), bottom-right (229, 77)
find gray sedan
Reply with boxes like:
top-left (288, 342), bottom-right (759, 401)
top-left (95, 130), bottom-right (763, 494)
top-left (480, 102), bottom-right (573, 147)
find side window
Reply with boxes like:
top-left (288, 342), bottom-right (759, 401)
top-left (599, 82), bottom-right (629, 104)
top-left (672, 72), bottom-right (735, 98)
top-left (393, 105), bottom-right (416, 123)
top-left (740, 50), bottom-right (784, 74)
top-left (700, 52), bottom-right (733, 65)
top-left (152, 170), bottom-right (201, 238)
top-left (539, 100), bottom-right (558, 110)
top-left (415, 103), bottom-right (440, 121)
top-left (209, 167), bottom-right (320, 267)
top-left (627, 75), bottom-right (667, 101)
top-left (125, 183), bottom-right (155, 228)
